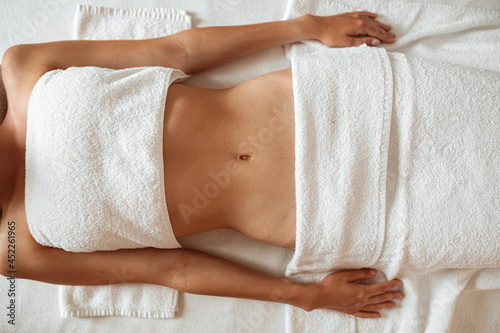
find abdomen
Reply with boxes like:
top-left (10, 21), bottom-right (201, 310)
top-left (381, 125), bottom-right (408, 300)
top-left (163, 69), bottom-right (296, 249)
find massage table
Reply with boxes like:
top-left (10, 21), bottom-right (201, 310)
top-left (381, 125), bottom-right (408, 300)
top-left (1, 0), bottom-right (499, 332)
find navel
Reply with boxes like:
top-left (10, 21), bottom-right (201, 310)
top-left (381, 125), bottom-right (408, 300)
top-left (239, 154), bottom-right (252, 161)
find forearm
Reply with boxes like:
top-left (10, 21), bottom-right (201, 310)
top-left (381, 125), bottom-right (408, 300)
top-left (169, 249), bottom-right (312, 309)
top-left (174, 15), bottom-right (315, 74)
top-left (21, 245), bottom-right (313, 310)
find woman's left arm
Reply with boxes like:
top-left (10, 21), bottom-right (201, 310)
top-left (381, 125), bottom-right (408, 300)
top-left (4, 12), bottom-right (394, 75)
top-left (6, 244), bottom-right (402, 318)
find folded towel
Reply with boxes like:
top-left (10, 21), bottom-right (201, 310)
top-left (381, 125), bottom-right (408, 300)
top-left (73, 4), bottom-right (191, 40)
top-left (52, 5), bottom-right (190, 320)
top-left (287, 44), bottom-right (500, 333)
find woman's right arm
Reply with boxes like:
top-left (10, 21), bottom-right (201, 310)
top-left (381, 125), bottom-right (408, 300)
top-left (5, 245), bottom-right (403, 318)
top-left (1, 11), bottom-right (394, 114)
top-left (3, 12), bottom-right (394, 76)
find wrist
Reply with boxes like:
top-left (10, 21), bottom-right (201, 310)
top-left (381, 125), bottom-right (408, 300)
top-left (291, 14), bottom-right (319, 42)
top-left (274, 279), bottom-right (317, 311)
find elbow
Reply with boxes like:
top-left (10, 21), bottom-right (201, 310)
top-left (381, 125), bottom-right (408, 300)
top-left (178, 56), bottom-right (195, 76)
top-left (169, 32), bottom-right (197, 75)
top-left (162, 249), bottom-right (190, 291)
top-left (177, 49), bottom-right (195, 75)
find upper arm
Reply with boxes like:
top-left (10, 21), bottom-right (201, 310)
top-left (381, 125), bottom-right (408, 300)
top-left (0, 210), bottom-right (179, 287)
top-left (1, 36), bottom-right (188, 110)
top-left (5, 36), bottom-right (188, 73)
top-left (26, 37), bottom-right (189, 72)
top-left (7, 245), bottom-right (183, 288)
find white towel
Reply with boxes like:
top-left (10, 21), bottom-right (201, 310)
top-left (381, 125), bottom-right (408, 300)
top-left (26, 66), bottom-right (186, 252)
top-left (73, 4), bottom-right (191, 40)
top-left (55, 5), bottom-right (191, 320)
top-left (284, 1), bottom-right (500, 332)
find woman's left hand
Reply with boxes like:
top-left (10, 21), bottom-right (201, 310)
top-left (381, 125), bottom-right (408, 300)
top-left (293, 268), bottom-right (404, 318)
top-left (303, 11), bottom-right (396, 48)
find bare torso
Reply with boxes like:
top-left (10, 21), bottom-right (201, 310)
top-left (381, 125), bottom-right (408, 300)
top-left (164, 69), bottom-right (296, 249)
top-left (0, 68), bottom-right (296, 252)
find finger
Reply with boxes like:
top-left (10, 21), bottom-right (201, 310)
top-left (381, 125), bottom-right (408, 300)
top-left (338, 268), bottom-right (378, 281)
top-left (351, 37), bottom-right (381, 47)
top-left (362, 301), bottom-right (397, 312)
top-left (361, 13), bottom-right (392, 31)
top-left (374, 23), bottom-right (396, 38)
top-left (365, 279), bottom-right (402, 294)
top-left (352, 19), bottom-right (394, 43)
top-left (363, 16), bottom-right (392, 31)
top-left (378, 21), bottom-right (393, 31)
top-left (353, 311), bottom-right (381, 319)
top-left (352, 11), bottom-right (378, 19)
top-left (367, 291), bottom-right (405, 304)
top-left (364, 23), bottom-right (396, 43)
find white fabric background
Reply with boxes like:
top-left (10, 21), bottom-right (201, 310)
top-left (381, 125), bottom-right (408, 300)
top-left (0, 0), bottom-right (498, 332)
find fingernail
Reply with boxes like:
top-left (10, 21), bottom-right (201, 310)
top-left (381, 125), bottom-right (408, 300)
top-left (370, 269), bottom-right (377, 275)
top-left (371, 39), bottom-right (380, 46)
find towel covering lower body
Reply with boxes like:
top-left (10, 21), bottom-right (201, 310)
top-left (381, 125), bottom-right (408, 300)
top-left (286, 46), bottom-right (500, 332)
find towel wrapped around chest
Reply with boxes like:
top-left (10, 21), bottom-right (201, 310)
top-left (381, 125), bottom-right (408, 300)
top-left (25, 66), bottom-right (187, 252)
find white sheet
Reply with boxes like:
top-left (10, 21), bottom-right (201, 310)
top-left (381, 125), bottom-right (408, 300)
top-left (1, 0), bottom-right (499, 332)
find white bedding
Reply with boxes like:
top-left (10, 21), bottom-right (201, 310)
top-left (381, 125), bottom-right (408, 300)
top-left (1, 0), bottom-right (499, 332)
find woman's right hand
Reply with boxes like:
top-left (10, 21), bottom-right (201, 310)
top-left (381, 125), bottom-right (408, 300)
top-left (298, 268), bottom-right (404, 318)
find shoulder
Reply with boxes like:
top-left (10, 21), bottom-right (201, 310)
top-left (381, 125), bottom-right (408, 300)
top-left (2, 45), bottom-right (53, 113)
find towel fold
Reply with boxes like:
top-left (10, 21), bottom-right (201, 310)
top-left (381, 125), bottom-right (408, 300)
top-left (53, 4), bottom-right (191, 320)
top-left (60, 284), bottom-right (180, 319)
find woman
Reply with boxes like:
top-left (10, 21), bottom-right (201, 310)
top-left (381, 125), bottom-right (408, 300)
top-left (0, 12), bottom-right (403, 319)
